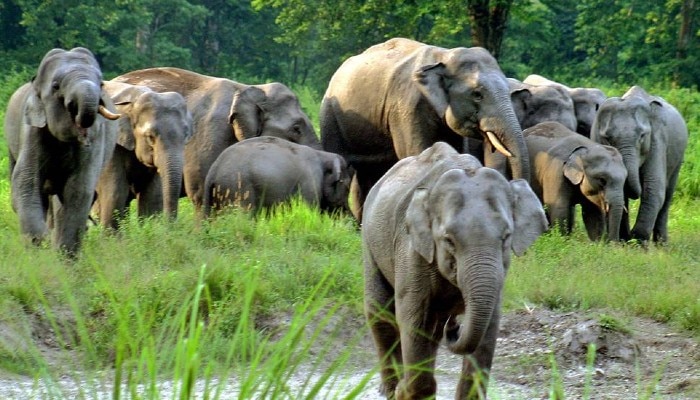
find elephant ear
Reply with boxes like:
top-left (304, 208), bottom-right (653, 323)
top-left (229, 86), bottom-right (266, 141)
top-left (405, 187), bottom-right (435, 263)
top-left (510, 88), bottom-right (532, 121)
top-left (25, 85), bottom-right (47, 128)
top-left (563, 146), bottom-right (587, 185)
top-left (110, 98), bottom-right (136, 151)
top-left (413, 62), bottom-right (448, 119)
top-left (509, 179), bottom-right (548, 256)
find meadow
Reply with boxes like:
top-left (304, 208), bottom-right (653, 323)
top-left (0, 72), bottom-right (698, 398)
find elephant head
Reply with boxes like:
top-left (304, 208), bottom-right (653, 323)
top-left (228, 83), bottom-right (320, 149)
top-left (564, 145), bottom-right (627, 241)
top-left (509, 79), bottom-right (578, 132)
top-left (110, 83), bottom-right (193, 218)
top-left (25, 47), bottom-right (120, 145)
top-left (405, 169), bottom-right (547, 354)
top-left (413, 47), bottom-right (530, 181)
top-left (591, 86), bottom-right (657, 200)
top-left (568, 87), bottom-right (607, 137)
top-left (319, 153), bottom-right (353, 214)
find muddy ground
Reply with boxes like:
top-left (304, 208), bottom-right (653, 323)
top-left (0, 307), bottom-right (698, 399)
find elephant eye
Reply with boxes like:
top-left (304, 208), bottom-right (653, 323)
top-left (52, 81), bottom-right (60, 91)
top-left (472, 90), bottom-right (484, 102)
top-left (146, 135), bottom-right (156, 146)
top-left (292, 124), bottom-right (302, 135)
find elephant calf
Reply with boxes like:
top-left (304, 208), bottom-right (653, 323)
top-left (202, 137), bottom-right (352, 216)
top-left (362, 142), bottom-right (547, 399)
top-left (525, 121), bottom-right (627, 241)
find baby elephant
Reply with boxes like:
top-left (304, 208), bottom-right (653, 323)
top-left (525, 121), bottom-right (627, 241)
top-left (203, 137), bottom-right (352, 215)
top-left (362, 142), bottom-right (547, 399)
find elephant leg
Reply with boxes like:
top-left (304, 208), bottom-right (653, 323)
top-left (456, 300), bottom-right (502, 400)
top-left (352, 165), bottom-right (389, 222)
top-left (54, 172), bottom-right (97, 254)
top-left (96, 154), bottom-right (130, 230)
top-left (12, 152), bottom-right (49, 243)
top-left (394, 294), bottom-right (439, 399)
top-left (138, 174), bottom-right (164, 218)
top-left (581, 202), bottom-right (605, 241)
top-left (547, 202), bottom-right (574, 235)
top-left (364, 262), bottom-right (401, 397)
top-left (631, 188), bottom-right (665, 243)
top-left (652, 167), bottom-right (681, 243)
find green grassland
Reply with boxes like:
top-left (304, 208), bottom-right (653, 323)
top-left (0, 73), bottom-right (698, 398)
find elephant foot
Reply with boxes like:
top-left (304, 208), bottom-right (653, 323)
top-left (395, 375), bottom-right (436, 400)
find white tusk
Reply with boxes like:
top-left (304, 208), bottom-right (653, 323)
top-left (99, 105), bottom-right (121, 120)
top-left (486, 131), bottom-right (513, 157)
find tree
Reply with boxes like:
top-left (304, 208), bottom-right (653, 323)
top-left (467, 0), bottom-right (514, 59)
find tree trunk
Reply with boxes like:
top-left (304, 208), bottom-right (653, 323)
top-left (467, 0), bottom-right (514, 59)
top-left (675, 0), bottom-right (696, 87)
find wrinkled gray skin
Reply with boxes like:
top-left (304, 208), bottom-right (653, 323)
top-left (524, 74), bottom-right (607, 137)
top-left (524, 121), bottom-right (627, 241)
top-left (509, 78), bottom-right (577, 131)
top-left (4, 47), bottom-right (120, 254)
top-left (321, 38), bottom-right (530, 221)
top-left (591, 86), bottom-right (688, 243)
top-left (202, 137), bottom-right (351, 216)
top-left (362, 142), bottom-right (547, 399)
top-left (94, 81), bottom-right (193, 229)
top-left (114, 67), bottom-right (320, 212)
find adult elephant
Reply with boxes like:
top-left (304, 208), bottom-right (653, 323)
top-left (524, 121), bottom-right (627, 241)
top-left (523, 74), bottom-right (607, 137)
top-left (591, 86), bottom-right (688, 243)
top-left (320, 38), bottom-right (529, 221)
top-left (508, 78), bottom-right (577, 131)
top-left (4, 47), bottom-right (120, 254)
top-left (362, 142), bottom-right (547, 399)
top-left (114, 67), bottom-right (320, 211)
top-left (94, 81), bottom-right (193, 229)
top-left (202, 137), bottom-right (352, 216)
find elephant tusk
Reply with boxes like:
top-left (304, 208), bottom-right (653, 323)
top-left (99, 105), bottom-right (121, 120)
top-left (486, 131), bottom-right (513, 157)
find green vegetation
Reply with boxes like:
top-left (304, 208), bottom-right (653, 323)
top-left (1, 1), bottom-right (698, 92)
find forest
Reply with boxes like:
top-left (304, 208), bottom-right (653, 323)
top-left (1, 0), bottom-right (698, 93)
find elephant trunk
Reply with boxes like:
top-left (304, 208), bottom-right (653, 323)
top-left (482, 102), bottom-right (530, 182)
top-left (606, 202), bottom-right (624, 242)
top-left (444, 257), bottom-right (503, 355)
top-left (619, 148), bottom-right (641, 199)
top-left (160, 153), bottom-right (185, 220)
top-left (69, 80), bottom-right (101, 129)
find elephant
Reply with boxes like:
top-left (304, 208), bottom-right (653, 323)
top-left (523, 74), bottom-right (607, 137)
top-left (93, 81), bottom-right (193, 229)
top-left (362, 142), bottom-right (547, 399)
top-left (113, 67), bottom-right (320, 212)
top-left (4, 47), bottom-right (120, 254)
top-left (508, 78), bottom-right (577, 131)
top-left (202, 137), bottom-right (351, 216)
top-left (590, 85), bottom-right (688, 243)
top-left (524, 121), bottom-right (627, 241)
top-left (320, 38), bottom-right (530, 221)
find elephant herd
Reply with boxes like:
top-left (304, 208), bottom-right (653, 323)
top-left (4, 39), bottom-right (689, 399)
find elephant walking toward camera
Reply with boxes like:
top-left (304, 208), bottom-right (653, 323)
top-left (94, 81), bottom-right (193, 229)
top-left (202, 137), bottom-right (352, 216)
top-left (524, 121), bottom-right (627, 241)
top-left (362, 142), bottom-right (547, 399)
top-left (321, 38), bottom-right (530, 221)
top-left (4, 47), bottom-right (120, 254)
top-left (591, 86), bottom-right (688, 243)
top-left (114, 67), bottom-right (320, 212)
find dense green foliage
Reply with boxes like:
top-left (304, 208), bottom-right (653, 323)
top-left (1, 0), bottom-right (698, 92)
